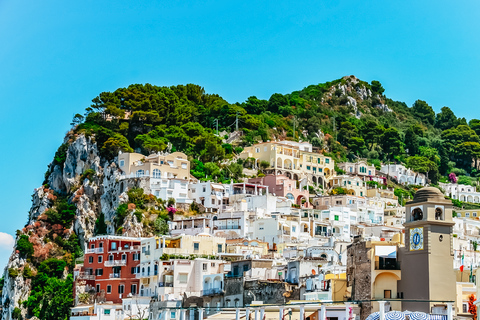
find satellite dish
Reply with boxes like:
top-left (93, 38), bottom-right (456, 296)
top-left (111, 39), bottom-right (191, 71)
top-left (312, 269), bottom-right (316, 275)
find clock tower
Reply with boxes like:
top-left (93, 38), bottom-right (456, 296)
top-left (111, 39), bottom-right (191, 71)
top-left (398, 187), bottom-right (456, 313)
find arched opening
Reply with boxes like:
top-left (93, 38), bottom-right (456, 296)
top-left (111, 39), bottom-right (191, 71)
top-left (347, 189), bottom-right (355, 196)
top-left (320, 253), bottom-right (328, 260)
top-left (293, 174), bottom-right (299, 181)
top-left (461, 195), bottom-right (466, 201)
top-left (136, 169), bottom-right (145, 177)
top-left (285, 172), bottom-right (292, 179)
top-left (435, 208), bottom-right (443, 220)
top-left (297, 195), bottom-right (307, 207)
top-left (312, 176), bottom-right (317, 185)
top-left (286, 193), bottom-right (294, 201)
top-left (284, 159), bottom-right (293, 170)
top-left (276, 157), bottom-right (282, 169)
top-left (412, 208), bottom-right (423, 221)
top-left (204, 277), bottom-right (212, 290)
top-left (324, 168), bottom-right (331, 176)
top-left (468, 196), bottom-right (473, 203)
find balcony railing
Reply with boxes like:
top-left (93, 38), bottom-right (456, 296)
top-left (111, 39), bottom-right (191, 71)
top-left (118, 245), bottom-right (140, 252)
top-left (85, 248), bottom-right (104, 254)
top-left (77, 272), bottom-right (95, 280)
top-left (159, 282), bottom-right (174, 287)
top-left (109, 272), bottom-right (121, 278)
top-left (216, 225), bottom-right (241, 230)
top-left (104, 260), bottom-right (127, 267)
top-left (202, 288), bottom-right (223, 296)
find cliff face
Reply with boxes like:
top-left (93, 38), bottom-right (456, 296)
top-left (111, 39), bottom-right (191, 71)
top-left (0, 134), bottom-right (143, 320)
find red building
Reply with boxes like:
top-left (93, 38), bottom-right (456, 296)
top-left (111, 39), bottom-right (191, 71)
top-left (76, 235), bottom-right (143, 303)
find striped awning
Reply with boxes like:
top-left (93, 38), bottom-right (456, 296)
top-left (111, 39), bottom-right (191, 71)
top-left (428, 315), bottom-right (447, 320)
top-left (409, 312), bottom-right (429, 320)
top-left (385, 311), bottom-right (405, 320)
top-left (365, 312), bottom-right (380, 320)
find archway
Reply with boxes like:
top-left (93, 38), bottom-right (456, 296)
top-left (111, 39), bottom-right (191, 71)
top-left (284, 159), bottom-right (293, 170)
top-left (435, 208), bottom-right (443, 220)
top-left (347, 189), bottom-right (355, 196)
top-left (297, 195), bottom-right (307, 207)
top-left (312, 176), bottom-right (317, 185)
top-left (286, 172), bottom-right (292, 179)
top-left (412, 208), bottom-right (423, 221)
top-left (277, 157), bottom-right (282, 169)
top-left (468, 196), bottom-right (473, 203)
top-left (293, 174), bottom-right (299, 181)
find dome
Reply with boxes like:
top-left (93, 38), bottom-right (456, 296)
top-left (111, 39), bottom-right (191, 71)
top-left (413, 187), bottom-right (445, 202)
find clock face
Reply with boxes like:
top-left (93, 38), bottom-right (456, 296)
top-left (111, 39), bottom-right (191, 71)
top-left (409, 227), bottom-right (424, 251)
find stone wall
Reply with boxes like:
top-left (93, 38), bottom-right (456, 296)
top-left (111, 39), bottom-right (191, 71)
top-left (347, 238), bottom-right (372, 320)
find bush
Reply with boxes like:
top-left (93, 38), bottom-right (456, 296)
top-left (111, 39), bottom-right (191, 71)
top-left (8, 268), bottom-right (19, 278)
top-left (17, 235), bottom-right (34, 258)
top-left (450, 168), bottom-right (467, 176)
top-left (53, 143), bottom-right (69, 166)
top-left (80, 169), bottom-right (96, 183)
top-left (12, 307), bottom-right (22, 320)
top-left (23, 265), bottom-right (34, 279)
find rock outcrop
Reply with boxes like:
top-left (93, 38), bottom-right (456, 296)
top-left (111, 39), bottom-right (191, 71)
top-left (1, 134), bottom-right (143, 320)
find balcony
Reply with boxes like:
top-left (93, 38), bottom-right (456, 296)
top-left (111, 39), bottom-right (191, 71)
top-left (118, 245), bottom-right (140, 252)
top-left (375, 259), bottom-right (401, 270)
top-left (104, 260), bottom-right (127, 267)
top-left (85, 248), bottom-right (104, 254)
top-left (202, 288), bottom-right (223, 296)
top-left (159, 282), bottom-right (174, 287)
top-left (77, 272), bottom-right (95, 280)
top-left (216, 225), bottom-right (241, 230)
top-left (109, 272), bottom-right (121, 278)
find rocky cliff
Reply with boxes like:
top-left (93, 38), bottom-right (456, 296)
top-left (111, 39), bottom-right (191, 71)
top-left (0, 134), bottom-right (144, 320)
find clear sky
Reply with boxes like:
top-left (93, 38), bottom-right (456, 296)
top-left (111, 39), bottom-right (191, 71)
top-left (1, 0), bottom-right (480, 270)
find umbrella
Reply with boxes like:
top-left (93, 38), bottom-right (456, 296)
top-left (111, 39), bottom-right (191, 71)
top-left (385, 311), bottom-right (406, 320)
top-left (366, 312), bottom-right (380, 320)
top-left (408, 312), bottom-right (428, 320)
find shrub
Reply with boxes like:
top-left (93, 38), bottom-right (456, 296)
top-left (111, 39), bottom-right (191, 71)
top-left (17, 235), bottom-right (34, 258)
top-left (8, 268), bottom-right (19, 278)
top-left (12, 307), bottom-right (22, 320)
top-left (23, 265), bottom-right (34, 279)
top-left (80, 169), bottom-right (96, 183)
top-left (94, 213), bottom-right (108, 235)
top-left (53, 143), bottom-right (69, 166)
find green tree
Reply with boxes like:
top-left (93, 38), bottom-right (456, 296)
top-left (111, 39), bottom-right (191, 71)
top-left (412, 100), bottom-right (435, 125)
top-left (370, 80), bottom-right (385, 95)
top-left (16, 235), bottom-right (34, 258)
top-left (381, 128), bottom-right (404, 160)
top-left (94, 213), bottom-right (108, 235)
top-left (435, 106), bottom-right (458, 130)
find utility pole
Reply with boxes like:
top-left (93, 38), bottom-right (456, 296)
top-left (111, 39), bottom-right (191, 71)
top-left (235, 112), bottom-right (239, 132)
top-left (213, 119), bottom-right (219, 136)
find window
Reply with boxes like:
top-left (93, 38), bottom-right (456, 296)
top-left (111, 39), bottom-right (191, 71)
top-left (111, 242), bottom-right (117, 251)
top-left (96, 284), bottom-right (100, 292)
top-left (107, 285), bottom-right (112, 293)
top-left (181, 163), bottom-right (187, 169)
top-left (131, 284), bottom-right (137, 294)
top-left (463, 304), bottom-right (468, 313)
top-left (466, 212), bottom-right (470, 218)
top-left (108, 255), bottom-right (114, 261)
top-left (334, 215), bottom-right (339, 221)
top-left (212, 199), bottom-right (215, 205)
top-left (133, 253), bottom-right (140, 261)
top-left (194, 243), bottom-right (199, 251)
top-left (131, 267), bottom-right (136, 274)
top-left (104, 309), bottom-right (111, 315)
top-left (171, 311), bottom-right (176, 319)
top-left (154, 265), bottom-right (158, 275)
top-left (307, 166), bottom-right (311, 171)
top-left (121, 254), bottom-right (126, 261)
top-left (89, 256), bottom-right (93, 264)
top-left (118, 285), bottom-right (125, 294)
top-left (95, 269), bottom-right (103, 276)
top-left (203, 263), bottom-right (207, 271)
top-left (120, 160), bottom-right (125, 167)
top-left (98, 256), bottom-right (103, 263)
top-left (325, 159), bottom-right (330, 164)
top-left (474, 212), bottom-right (478, 217)
top-left (90, 244), bottom-right (95, 249)
top-left (203, 187), bottom-right (206, 192)
top-left (179, 274), bottom-right (188, 284)
top-left (153, 169), bottom-right (161, 179)
top-left (292, 226), bottom-right (296, 232)
top-left (218, 244), bottom-right (223, 253)
top-left (243, 264), bottom-right (249, 272)
top-left (136, 170), bottom-right (145, 177)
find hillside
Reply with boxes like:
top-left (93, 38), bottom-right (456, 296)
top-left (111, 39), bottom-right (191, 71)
top-left (2, 75), bottom-right (480, 320)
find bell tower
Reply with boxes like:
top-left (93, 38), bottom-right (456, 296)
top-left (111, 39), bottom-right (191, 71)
top-left (398, 187), bottom-right (456, 313)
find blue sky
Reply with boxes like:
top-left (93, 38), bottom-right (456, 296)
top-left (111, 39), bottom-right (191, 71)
top-left (1, 0), bottom-right (480, 270)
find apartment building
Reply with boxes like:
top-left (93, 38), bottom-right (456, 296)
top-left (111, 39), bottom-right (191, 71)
top-left (118, 151), bottom-right (192, 203)
top-left (380, 164), bottom-right (426, 186)
top-left (329, 175), bottom-right (367, 197)
top-left (77, 235), bottom-right (143, 304)
top-left (239, 140), bottom-right (335, 187)
top-left (442, 183), bottom-right (480, 203)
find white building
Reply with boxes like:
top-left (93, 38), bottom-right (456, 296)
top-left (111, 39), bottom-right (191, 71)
top-left (442, 183), bottom-right (480, 203)
top-left (380, 164), bottom-right (426, 186)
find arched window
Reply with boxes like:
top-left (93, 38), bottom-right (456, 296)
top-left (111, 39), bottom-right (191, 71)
top-left (286, 193), bottom-right (294, 200)
top-left (152, 169), bottom-right (161, 179)
top-left (435, 208), bottom-right (443, 220)
top-left (412, 208), bottom-right (423, 221)
top-left (136, 170), bottom-right (145, 177)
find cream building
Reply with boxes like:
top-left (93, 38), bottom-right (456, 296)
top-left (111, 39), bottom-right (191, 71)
top-left (442, 183), bottom-right (480, 203)
top-left (239, 140), bottom-right (335, 187)
top-left (329, 175), bottom-right (367, 197)
top-left (118, 151), bottom-right (192, 203)
top-left (338, 160), bottom-right (376, 176)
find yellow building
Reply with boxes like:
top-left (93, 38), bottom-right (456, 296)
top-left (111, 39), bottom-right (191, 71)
top-left (329, 175), bottom-right (367, 196)
top-left (239, 140), bottom-right (335, 187)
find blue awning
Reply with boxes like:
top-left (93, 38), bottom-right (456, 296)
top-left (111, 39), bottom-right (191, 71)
top-left (409, 312), bottom-right (429, 320)
top-left (385, 311), bottom-right (405, 320)
top-left (366, 312), bottom-right (380, 320)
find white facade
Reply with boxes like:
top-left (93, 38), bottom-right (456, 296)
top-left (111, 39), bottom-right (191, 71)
top-left (380, 164), bottom-right (426, 186)
top-left (442, 183), bottom-right (480, 203)
top-left (189, 182), bottom-right (233, 212)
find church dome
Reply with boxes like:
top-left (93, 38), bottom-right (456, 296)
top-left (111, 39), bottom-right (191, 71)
top-left (413, 187), bottom-right (445, 202)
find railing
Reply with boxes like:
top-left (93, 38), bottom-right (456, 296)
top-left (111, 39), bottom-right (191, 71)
top-left (77, 272), bottom-right (95, 280)
top-left (216, 225), bottom-right (241, 230)
top-left (159, 282), bottom-right (174, 287)
top-left (104, 260), bottom-right (127, 267)
top-left (202, 288), bottom-right (223, 296)
top-left (118, 245), bottom-right (140, 252)
top-left (109, 273), bottom-right (121, 278)
top-left (375, 260), bottom-right (401, 270)
top-left (85, 248), bottom-right (104, 254)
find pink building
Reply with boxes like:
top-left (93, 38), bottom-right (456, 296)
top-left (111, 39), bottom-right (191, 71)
top-left (248, 174), bottom-right (311, 208)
